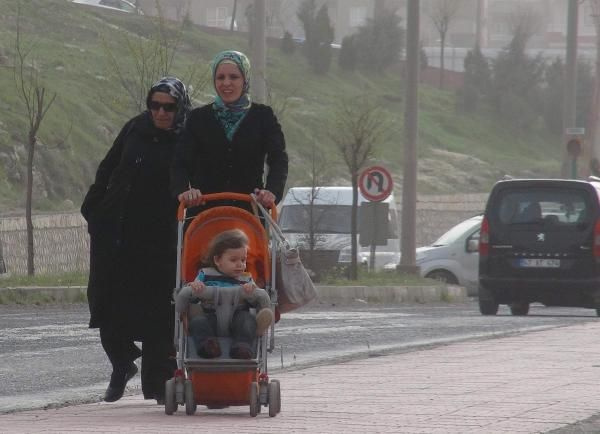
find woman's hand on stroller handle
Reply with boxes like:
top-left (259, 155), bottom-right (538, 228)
top-left (177, 186), bottom-right (204, 206)
top-left (253, 188), bottom-right (275, 208)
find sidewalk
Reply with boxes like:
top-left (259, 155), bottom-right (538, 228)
top-left (3, 321), bottom-right (600, 433)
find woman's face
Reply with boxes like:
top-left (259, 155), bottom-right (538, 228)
top-left (149, 92), bottom-right (177, 130)
top-left (214, 62), bottom-right (244, 104)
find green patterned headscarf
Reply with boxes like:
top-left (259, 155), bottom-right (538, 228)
top-left (211, 50), bottom-right (252, 141)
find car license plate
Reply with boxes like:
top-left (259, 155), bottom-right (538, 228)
top-left (518, 258), bottom-right (560, 268)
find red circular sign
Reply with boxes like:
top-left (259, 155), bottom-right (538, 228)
top-left (358, 165), bottom-right (393, 201)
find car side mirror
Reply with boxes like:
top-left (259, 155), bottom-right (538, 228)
top-left (466, 238), bottom-right (479, 253)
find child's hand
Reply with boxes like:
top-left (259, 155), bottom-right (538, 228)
top-left (242, 282), bottom-right (256, 294)
top-left (190, 281), bottom-right (206, 296)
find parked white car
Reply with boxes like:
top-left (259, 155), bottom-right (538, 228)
top-left (71, 0), bottom-right (142, 14)
top-left (416, 215), bottom-right (482, 296)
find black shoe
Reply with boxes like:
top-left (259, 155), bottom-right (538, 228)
top-left (230, 345), bottom-right (253, 360)
top-left (104, 362), bottom-right (138, 403)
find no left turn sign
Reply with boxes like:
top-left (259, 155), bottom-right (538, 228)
top-left (358, 165), bottom-right (393, 202)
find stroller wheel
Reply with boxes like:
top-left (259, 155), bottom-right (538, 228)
top-left (164, 378), bottom-right (177, 415)
top-left (268, 380), bottom-right (281, 417)
top-left (249, 381), bottom-right (259, 417)
top-left (184, 379), bottom-right (196, 415)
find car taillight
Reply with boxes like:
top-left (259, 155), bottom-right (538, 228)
top-left (479, 217), bottom-right (489, 256)
top-left (594, 219), bottom-right (600, 257)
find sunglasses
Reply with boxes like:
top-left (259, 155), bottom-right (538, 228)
top-left (149, 101), bottom-right (177, 112)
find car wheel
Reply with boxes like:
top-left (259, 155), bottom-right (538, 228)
top-left (510, 302), bottom-right (529, 316)
top-left (426, 270), bottom-right (459, 285)
top-left (478, 286), bottom-right (499, 315)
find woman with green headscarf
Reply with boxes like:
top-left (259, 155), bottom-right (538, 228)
top-left (171, 50), bottom-right (288, 210)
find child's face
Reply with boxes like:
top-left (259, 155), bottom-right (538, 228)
top-left (214, 246), bottom-right (247, 278)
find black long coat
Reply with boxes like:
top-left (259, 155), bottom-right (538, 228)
top-left (81, 113), bottom-right (179, 339)
top-left (170, 103), bottom-right (288, 203)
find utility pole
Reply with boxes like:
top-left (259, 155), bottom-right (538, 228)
top-left (475, 0), bottom-right (488, 48)
top-left (562, 0), bottom-right (579, 177)
top-left (399, 0), bottom-right (420, 274)
top-left (251, 0), bottom-right (266, 103)
top-left (230, 0), bottom-right (238, 32)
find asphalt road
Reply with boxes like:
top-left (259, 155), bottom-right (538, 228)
top-left (1, 300), bottom-right (598, 417)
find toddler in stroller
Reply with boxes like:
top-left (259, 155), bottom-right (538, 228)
top-left (177, 229), bottom-right (274, 359)
top-left (168, 193), bottom-right (281, 417)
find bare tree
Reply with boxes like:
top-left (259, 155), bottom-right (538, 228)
top-left (287, 143), bottom-right (331, 277)
top-left (102, 0), bottom-right (209, 115)
top-left (13, 4), bottom-right (57, 275)
top-left (428, 0), bottom-right (461, 89)
top-left (506, 4), bottom-right (542, 47)
top-left (331, 100), bottom-right (388, 280)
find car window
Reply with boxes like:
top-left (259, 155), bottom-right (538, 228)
top-left (279, 205), bottom-right (352, 234)
top-left (495, 188), bottom-right (589, 227)
top-left (433, 218), bottom-right (481, 246)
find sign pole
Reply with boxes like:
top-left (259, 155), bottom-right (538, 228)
top-left (359, 165), bottom-right (394, 273)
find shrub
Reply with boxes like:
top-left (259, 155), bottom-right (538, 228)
top-left (280, 31), bottom-right (296, 55)
top-left (338, 35), bottom-right (357, 71)
top-left (354, 13), bottom-right (404, 72)
top-left (297, 0), bottom-right (334, 74)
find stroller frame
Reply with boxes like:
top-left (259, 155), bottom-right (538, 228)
top-left (165, 192), bottom-right (281, 417)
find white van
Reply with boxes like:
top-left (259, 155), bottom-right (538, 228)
top-left (277, 186), bottom-right (401, 277)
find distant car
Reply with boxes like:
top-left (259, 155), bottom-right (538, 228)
top-left (71, 0), bottom-right (142, 14)
top-left (416, 215), bottom-right (482, 296)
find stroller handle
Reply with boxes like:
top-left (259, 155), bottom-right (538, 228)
top-left (177, 192), bottom-right (278, 221)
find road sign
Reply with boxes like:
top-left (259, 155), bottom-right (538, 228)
top-left (358, 165), bottom-right (393, 202)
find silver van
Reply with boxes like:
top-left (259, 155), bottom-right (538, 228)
top-left (277, 186), bottom-right (400, 278)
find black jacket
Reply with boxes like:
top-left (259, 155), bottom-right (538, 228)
top-left (81, 113), bottom-right (179, 337)
top-left (171, 103), bottom-right (288, 203)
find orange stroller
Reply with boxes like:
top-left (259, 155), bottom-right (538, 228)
top-left (165, 192), bottom-right (281, 417)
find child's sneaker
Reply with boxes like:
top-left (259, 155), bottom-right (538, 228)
top-left (255, 308), bottom-right (274, 336)
top-left (198, 337), bottom-right (221, 358)
top-left (230, 345), bottom-right (253, 359)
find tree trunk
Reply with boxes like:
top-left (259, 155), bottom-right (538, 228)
top-left (374, 0), bottom-right (386, 19)
top-left (439, 33), bottom-right (445, 89)
top-left (475, 0), bottom-right (488, 48)
top-left (26, 134), bottom-right (35, 276)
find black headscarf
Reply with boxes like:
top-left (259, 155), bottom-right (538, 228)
top-left (146, 76), bottom-right (192, 133)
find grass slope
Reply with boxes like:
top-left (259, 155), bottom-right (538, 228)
top-left (0, 0), bottom-right (561, 213)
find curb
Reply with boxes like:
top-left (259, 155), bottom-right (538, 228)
top-left (315, 284), bottom-right (467, 304)
top-left (0, 284), bottom-right (467, 304)
top-left (0, 286), bottom-right (87, 303)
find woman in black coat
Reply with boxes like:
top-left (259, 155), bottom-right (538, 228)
top-left (81, 77), bottom-right (191, 404)
top-left (171, 50), bottom-right (288, 210)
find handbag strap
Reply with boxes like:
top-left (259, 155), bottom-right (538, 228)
top-left (250, 194), bottom-right (290, 248)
